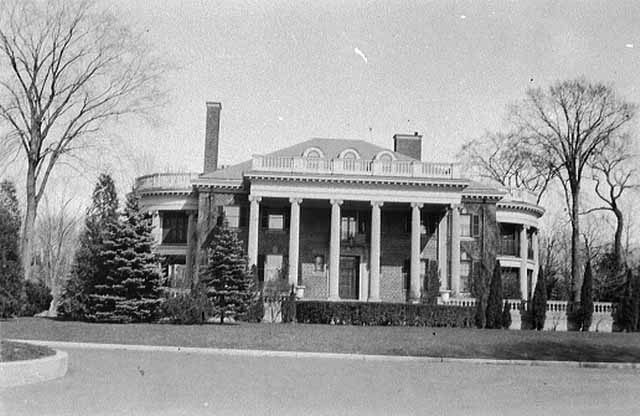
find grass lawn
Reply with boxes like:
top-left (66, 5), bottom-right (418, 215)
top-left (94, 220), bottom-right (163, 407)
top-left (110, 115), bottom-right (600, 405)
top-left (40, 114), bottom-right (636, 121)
top-left (1, 340), bottom-right (55, 362)
top-left (3, 317), bottom-right (640, 362)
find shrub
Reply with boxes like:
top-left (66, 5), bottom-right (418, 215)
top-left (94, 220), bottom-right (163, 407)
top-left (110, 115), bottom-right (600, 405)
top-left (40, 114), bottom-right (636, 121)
top-left (579, 260), bottom-right (594, 331)
top-left (501, 300), bottom-right (512, 329)
top-left (159, 290), bottom-right (211, 324)
top-left (294, 301), bottom-right (475, 327)
top-left (530, 267), bottom-right (547, 330)
top-left (420, 261), bottom-right (440, 305)
top-left (21, 280), bottom-right (52, 316)
top-left (485, 261), bottom-right (503, 329)
top-left (57, 274), bottom-right (88, 320)
top-left (281, 292), bottom-right (297, 323)
top-left (613, 268), bottom-right (639, 332)
top-left (0, 262), bottom-right (23, 318)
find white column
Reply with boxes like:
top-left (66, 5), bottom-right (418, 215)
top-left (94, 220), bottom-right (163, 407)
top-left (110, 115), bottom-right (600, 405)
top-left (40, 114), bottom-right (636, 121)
top-left (437, 212), bottom-right (448, 292)
top-left (247, 195), bottom-right (261, 268)
top-left (288, 198), bottom-right (302, 287)
top-left (450, 204), bottom-right (461, 296)
top-left (532, 229), bottom-right (539, 294)
top-left (329, 199), bottom-right (343, 300)
top-left (369, 201), bottom-right (383, 301)
top-left (520, 225), bottom-right (529, 300)
top-left (410, 202), bottom-right (423, 303)
top-left (151, 211), bottom-right (161, 244)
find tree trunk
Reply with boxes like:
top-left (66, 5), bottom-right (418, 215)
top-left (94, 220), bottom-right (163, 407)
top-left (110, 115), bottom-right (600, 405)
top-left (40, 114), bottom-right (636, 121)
top-left (570, 182), bottom-right (581, 302)
top-left (613, 208), bottom-right (624, 270)
top-left (21, 165), bottom-right (39, 282)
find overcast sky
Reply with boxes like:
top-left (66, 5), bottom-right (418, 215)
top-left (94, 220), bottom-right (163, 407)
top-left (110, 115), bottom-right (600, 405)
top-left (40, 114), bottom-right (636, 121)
top-left (6, 0), bottom-right (640, 207)
top-left (106, 0), bottom-right (640, 173)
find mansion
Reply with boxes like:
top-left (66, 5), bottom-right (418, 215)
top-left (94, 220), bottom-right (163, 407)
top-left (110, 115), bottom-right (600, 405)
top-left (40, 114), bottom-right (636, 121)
top-left (135, 102), bottom-right (544, 303)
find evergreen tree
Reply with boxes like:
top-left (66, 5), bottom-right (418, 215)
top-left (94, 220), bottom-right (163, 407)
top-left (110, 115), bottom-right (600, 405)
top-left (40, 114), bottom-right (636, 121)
top-left (501, 300), bottom-right (512, 329)
top-left (485, 261), bottom-right (503, 329)
top-left (579, 259), bottom-right (594, 331)
top-left (58, 174), bottom-right (119, 319)
top-left (421, 261), bottom-right (440, 305)
top-left (530, 266), bottom-right (547, 330)
top-left (88, 193), bottom-right (164, 323)
top-left (200, 214), bottom-right (256, 324)
top-left (473, 262), bottom-right (488, 328)
top-left (0, 180), bottom-right (24, 317)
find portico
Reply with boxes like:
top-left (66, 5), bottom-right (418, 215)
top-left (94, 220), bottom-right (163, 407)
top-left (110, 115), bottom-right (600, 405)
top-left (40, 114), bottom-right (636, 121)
top-left (245, 174), bottom-right (465, 302)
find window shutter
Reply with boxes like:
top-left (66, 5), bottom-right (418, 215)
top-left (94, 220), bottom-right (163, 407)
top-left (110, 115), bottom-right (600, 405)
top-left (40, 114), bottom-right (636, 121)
top-left (472, 214), bottom-right (480, 237)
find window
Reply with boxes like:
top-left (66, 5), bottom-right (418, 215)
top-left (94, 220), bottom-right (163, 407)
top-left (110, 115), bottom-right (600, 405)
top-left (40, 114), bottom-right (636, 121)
top-left (264, 254), bottom-right (284, 282)
top-left (223, 206), bottom-right (240, 228)
top-left (339, 149), bottom-right (360, 159)
top-left (460, 252), bottom-right (472, 293)
top-left (341, 214), bottom-right (357, 240)
top-left (303, 147), bottom-right (325, 158)
top-left (162, 212), bottom-right (188, 244)
top-left (460, 214), bottom-right (480, 238)
top-left (262, 209), bottom-right (287, 230)
top-left (268, 214), bottom-right (284, 230)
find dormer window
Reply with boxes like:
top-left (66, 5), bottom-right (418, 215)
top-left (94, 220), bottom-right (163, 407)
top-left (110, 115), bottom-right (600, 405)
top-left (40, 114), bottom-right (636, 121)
top-left (339, 148), bottom-right (361, 160)
top-left (375, 150), bottom-right (396, 162)
top-left (303, 147), bottom-right (325, 158)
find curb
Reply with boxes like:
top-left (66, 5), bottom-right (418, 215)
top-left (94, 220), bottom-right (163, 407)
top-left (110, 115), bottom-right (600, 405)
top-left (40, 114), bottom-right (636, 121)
top-left (0, 348), bottom-right (68, 388)
top-left (9, 339), bottom-right (640, 370)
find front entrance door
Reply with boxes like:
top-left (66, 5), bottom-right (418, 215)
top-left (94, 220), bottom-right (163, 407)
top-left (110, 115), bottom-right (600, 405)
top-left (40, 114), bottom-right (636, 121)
top-left (339, 256), bottom-right (359, 300)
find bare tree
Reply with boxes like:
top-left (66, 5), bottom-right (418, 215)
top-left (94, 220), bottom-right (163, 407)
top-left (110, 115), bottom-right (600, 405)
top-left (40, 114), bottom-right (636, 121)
top-left (34, 195), bottom-right (80, 315)
top-left (582, 133), bottom-right (639, 269)
top-left (0, 0), bottom-right (165, 279)
top-left (459, 131), bottom-right (554, 204)
top-left (511, 78), bottom-right (636, 300)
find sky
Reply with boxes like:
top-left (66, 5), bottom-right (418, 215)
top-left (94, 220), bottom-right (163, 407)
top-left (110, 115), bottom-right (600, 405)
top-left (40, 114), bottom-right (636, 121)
top-left (5, 0), bottom-right (640, 210)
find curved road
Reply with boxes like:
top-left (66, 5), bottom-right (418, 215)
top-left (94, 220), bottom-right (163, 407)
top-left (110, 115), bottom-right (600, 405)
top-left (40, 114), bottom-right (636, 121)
top-left (2, 346), bottom-right (640, 415)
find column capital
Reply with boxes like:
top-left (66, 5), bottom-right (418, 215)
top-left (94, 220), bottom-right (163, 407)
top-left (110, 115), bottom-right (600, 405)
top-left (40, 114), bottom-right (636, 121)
top-left (249, 195), bottom-right (262, 203)
top-left (289, 197), bottom-right (303, 205)
top-left (370, 200), bottom-right (384, 208)
top-left (522, 224), bottom-right (530, 231)
top-left (410, 202), bottom-right (423, 209)
top-left (450, 203), bottom-right (462, 211)
top-left (330, 199), bottom-right (343, 206)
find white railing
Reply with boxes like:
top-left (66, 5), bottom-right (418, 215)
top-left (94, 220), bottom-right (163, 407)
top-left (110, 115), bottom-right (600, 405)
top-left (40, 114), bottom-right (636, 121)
top-left (135, 172), bottom-right (200, 191)
top-left (252, 155), bottom-right (460, 179)
top-left (500, 187), bottom-right (538, 205)
top-left (440, 297), bottom-right (614, 313)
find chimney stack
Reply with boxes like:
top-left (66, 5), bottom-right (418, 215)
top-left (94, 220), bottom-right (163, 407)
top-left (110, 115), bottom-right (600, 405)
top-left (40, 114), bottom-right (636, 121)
top-left (203, 102), bottom-right (221, 173)
top-left (393, 132), bottom-right (422, 160)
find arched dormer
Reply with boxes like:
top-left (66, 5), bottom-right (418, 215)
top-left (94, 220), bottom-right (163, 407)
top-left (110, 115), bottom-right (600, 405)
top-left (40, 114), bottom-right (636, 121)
top-left (374, 150), bottom-right (396, 162)
top-left (302, 146), bottom-right (325, 158)
top-left (339, 148), bottom-right (361, 160)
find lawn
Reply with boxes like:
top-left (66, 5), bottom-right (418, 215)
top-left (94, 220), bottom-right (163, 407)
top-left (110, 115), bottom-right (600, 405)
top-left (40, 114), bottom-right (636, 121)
top-left (1, 340), bottom-right (55, 362)
top-left (3, 317), bottom-right (640, 362)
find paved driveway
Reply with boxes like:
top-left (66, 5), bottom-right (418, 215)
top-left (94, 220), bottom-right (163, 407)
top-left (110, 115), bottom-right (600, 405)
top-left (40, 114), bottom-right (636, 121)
top-left (2, 346), bottom-right (640, 415)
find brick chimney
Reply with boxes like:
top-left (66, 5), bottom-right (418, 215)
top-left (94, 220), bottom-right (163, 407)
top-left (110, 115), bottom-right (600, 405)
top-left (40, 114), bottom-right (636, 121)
top-left (393, 132), bottom-right (422, 160)
top-left (203, 102), bottom-right (221, 173)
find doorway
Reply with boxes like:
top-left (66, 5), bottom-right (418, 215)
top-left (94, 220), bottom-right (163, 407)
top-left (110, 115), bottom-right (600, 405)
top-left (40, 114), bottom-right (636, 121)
top-left (339, 256), bottom-right (360, 300)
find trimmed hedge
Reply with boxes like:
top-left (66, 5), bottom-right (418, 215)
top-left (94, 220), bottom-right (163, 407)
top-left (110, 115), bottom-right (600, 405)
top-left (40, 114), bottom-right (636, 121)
top-left (294, 301), bottom-right (475, 327)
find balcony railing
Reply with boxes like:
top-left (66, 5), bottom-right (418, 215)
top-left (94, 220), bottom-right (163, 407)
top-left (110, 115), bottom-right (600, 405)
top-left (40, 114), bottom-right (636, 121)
top-left (135, 173), bottom-right (200, 192)
top-left (500, 187), bottom-right (538, 205)
top-left (252, 156), bottom-right (461, 179)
